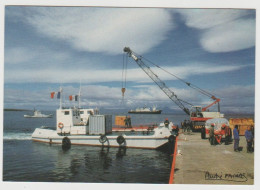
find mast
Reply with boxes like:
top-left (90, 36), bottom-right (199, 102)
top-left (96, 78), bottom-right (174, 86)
top-left (59, 87), bottom-right (63, 109)
top-left (78, 82), bottom-right (81, 108)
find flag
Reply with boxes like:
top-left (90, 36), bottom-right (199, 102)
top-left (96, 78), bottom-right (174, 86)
top-left (50, 92), bottom-right (55, 99)
top-left (57, 91), bottom-right (61, 99)
top-left (69, 95), bottom-right (73, 101)
top-left (75, 95), bottom-right (78, 101)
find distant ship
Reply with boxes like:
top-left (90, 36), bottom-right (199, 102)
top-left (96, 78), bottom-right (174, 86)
top-left (24, 109), bottom-right (53, 118)
top-left (128, 106), bottom-right (162, 114)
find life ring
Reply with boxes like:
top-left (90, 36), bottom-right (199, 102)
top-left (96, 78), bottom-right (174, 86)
top-left (99, 135), bottom-right (108, 144)
top-left (117, 135), bottom-right (125, 145)
top-left (62, 137), bottom-right (71, 150)
top-left (58, 122), bottom-right (64, 129)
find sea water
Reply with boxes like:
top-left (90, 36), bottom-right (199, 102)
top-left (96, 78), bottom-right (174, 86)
top-left (2, 110), bottom-right (253, 183)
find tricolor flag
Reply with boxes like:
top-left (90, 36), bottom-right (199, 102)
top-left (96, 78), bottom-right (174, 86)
top-left (75, 95), bottom-right (78, 101)
top-left (57, 91), bottom-right (61, 99)
top-left (50, 92), bottom-right (55, 99)
top-left (69, 95), bottom-right (79, 101)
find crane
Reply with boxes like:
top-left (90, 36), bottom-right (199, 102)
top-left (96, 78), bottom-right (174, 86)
top-left (123, 47), bottom-right (191, 115)
top-left (123, 47), bottom-right (224, 131)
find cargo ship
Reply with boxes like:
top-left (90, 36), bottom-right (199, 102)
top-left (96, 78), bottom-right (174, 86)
top-left (128, 106), bottom-right (162, 114)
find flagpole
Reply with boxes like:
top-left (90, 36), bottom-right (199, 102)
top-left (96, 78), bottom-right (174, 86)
top-left (60, 87), bottom-right (62, 109)
top-left (79, 81), bottom-right (81, 108)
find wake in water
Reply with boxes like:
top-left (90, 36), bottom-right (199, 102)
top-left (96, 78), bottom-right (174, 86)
top-left (3, 132), bottom-right (32, 140)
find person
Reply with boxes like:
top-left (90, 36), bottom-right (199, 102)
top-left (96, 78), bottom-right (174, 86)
top-left (172, 125), bottom-right (179, 136)
top-left (164, 118), bottom-right (170, 128)
top-left (233, 125), bottom-right (240, 152)
top-left (127, 116), bottom-right (132, 128)
top-left (181, 121), bottom-right (184, 133)
top-left (187, 120), bottom-right (192, 133)
top-left (183, 119), bottom-right (187, 132)
top-left (223, 124), bottom-right (230, 144)
top-left (124, 116), bottom-right (129, 127)
top-left (251, 125), bottom-right (255, 150)
top-left (245, 126), bottom-right (253, 153)
top-left (209, 123), bottom-right (215, 145)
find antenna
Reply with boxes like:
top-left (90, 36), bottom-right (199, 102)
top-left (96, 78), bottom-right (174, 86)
top-left (78, 81), bottom-right (82, 108)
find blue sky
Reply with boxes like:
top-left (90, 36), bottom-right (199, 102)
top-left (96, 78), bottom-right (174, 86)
top-left (3, 6), bottom-right (255, 113)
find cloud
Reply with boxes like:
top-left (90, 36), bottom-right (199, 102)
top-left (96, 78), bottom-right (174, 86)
top-left (12, 7), bottom-right (174, 55)
top-left (5, 46), bottom-right (72, 65)
top-left (176, 9), bottom-right (255, 53)
top-left (175, 9), bottom-right (251, 29)
top-left (4, 62), bottom-right (248, 84)
top-left (200, 19), bottom-right (256, 53)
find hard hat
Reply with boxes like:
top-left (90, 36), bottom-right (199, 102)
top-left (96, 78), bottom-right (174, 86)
top-left (222, 124), bottom-right (226, 127)
top-left (166, 118), bottom-right (168, 120)
top-left (211, 123), bottom-right (215, 126)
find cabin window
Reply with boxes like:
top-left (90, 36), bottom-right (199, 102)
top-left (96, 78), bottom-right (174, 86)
top-left (80, 111), bottom-right (84, 114)
top-left (64, 111), bottom-right (70, 115)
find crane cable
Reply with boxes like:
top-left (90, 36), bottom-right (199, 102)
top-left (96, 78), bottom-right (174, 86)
top-left (132, 51), bottom-right (216, 99)
top-left (121, 54), bottom-right (127, 102)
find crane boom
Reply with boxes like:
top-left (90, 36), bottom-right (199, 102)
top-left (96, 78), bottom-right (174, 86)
top-left (124, 47), bottom-right (191, 115)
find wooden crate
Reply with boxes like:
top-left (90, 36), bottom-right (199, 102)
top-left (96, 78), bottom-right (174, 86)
top-left (115, 116), bottom-right (127, 126)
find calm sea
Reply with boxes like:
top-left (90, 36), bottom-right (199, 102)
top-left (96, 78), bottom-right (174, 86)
top-left (2, 110), bottom-right (254, 183)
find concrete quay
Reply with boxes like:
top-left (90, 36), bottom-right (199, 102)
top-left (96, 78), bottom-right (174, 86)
top-left (173, 131), bottom-right (254, 185)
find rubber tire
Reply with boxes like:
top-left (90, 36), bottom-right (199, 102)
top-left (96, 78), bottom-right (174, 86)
top-left (99, 135), bottom-right (107, 144)
top-left (62, 137), bottom-right (71, 150)
top-left (117, 135), bottom-right (125, 145)
top-left (168, 135), bottom-right (176, 144)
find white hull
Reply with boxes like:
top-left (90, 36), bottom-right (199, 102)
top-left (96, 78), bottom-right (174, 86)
top-left (32, 128), bottom-right (171, 149)
top-left (24, 115), bottom-right (53, 118)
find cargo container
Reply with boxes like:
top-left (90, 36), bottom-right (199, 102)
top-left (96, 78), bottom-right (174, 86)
top-left (115, 115), bottom-right (127, 126)
top-left (89, 115), bottom-right (112, 135)
top-left (229, 118), bottom-right (254, 136)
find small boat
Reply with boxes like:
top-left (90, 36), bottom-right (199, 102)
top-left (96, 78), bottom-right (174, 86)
top-left (24, 109), bottom-right (53, 118)
top-left (32, 106), bottom-right (174, 149)
top-left (128, 106), bottom-right (162, 114)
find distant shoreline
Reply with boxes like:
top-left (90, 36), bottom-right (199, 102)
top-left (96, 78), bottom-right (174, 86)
top-left (4, 108), bottom-right (31, 111)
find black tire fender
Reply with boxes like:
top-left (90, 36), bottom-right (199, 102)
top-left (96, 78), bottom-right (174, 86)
top-left (117, 135), bottom-right (125, 145)
top-left (168, 135), bottom-right (176, 143)
top-left (99, 135), bottom-right (108, 144)
top-left (62, 137), bottom-right (71, 150)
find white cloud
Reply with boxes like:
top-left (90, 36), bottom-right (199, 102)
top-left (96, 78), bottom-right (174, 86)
top-left (20, 7), bottom-right (173, 55)
top-left (176, 9), bottom-right (255, 53)
top-left (5, 47), bottom-right (36, 64)
top-left (200, 19), bottom-right (255, 53)
top-left (4, 62), bottom-right (248, 84)
top-left (5, 46), bottom-right (71, 65)
top-left (176, 9), bottom-right (250, 29)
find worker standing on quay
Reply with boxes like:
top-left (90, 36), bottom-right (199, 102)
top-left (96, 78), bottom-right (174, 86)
top-left (124, 116), bottom-right (129, 128)
top-left (209, 123), bottom-right (215, 145)
top-left (183, 119), bottom-right (187, 132)
top-left (245, 126), bottom-right (253, 153)
top-left (164, 118), bottom-right (170, 129)
top-left (128, 116), bottom-right (132, 128)
top-left (233, 125), bottom-right (240, 152)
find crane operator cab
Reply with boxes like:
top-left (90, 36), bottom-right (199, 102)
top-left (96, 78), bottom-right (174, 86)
top-left (190, 106), bottom-right (204, 118)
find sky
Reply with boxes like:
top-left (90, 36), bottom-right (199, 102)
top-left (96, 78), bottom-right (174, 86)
top-left (3, 6), bottom-right (256, 114)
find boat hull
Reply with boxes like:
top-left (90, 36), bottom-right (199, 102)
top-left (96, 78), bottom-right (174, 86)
top-left (24, 115), bottom-right (53, 118)
top-left (32, 128), bottom-right (170, 149)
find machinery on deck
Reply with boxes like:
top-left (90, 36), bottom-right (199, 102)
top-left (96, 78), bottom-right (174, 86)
top-left (123, 47), bottom-right (224, 132)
